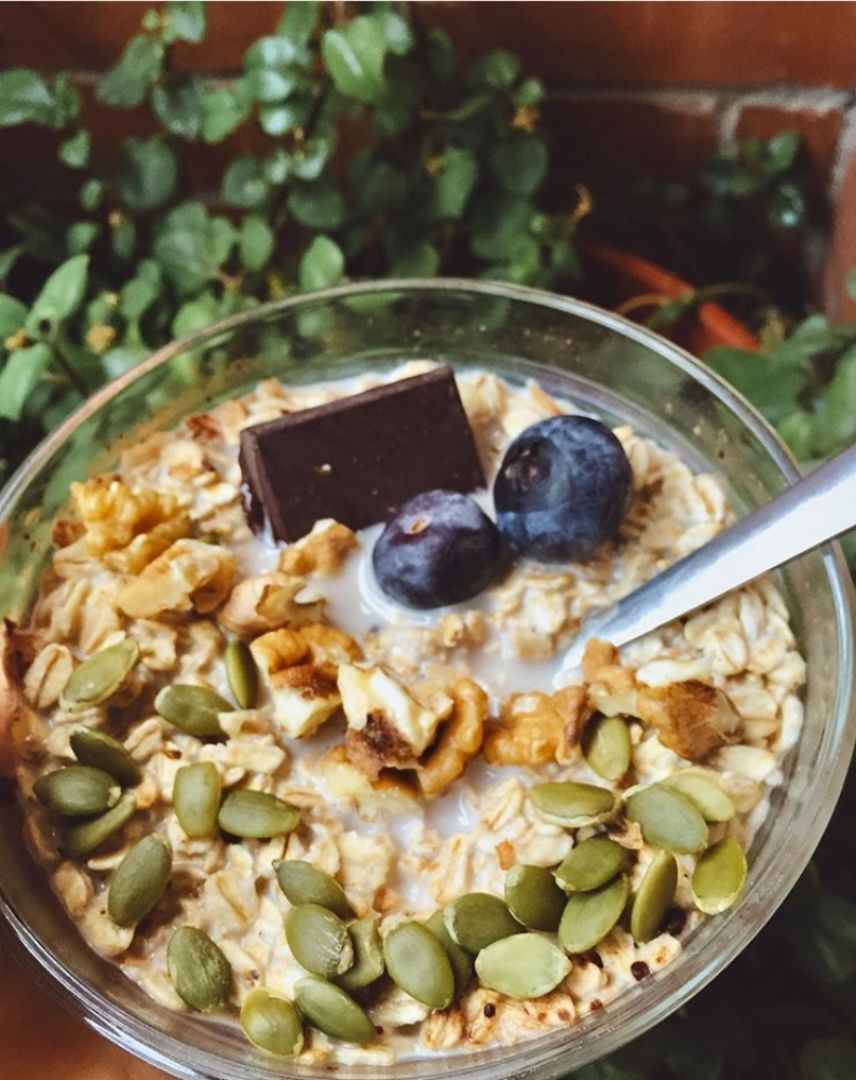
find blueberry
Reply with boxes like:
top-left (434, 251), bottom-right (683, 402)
top-left (372, 490), bottom-right (502, 609)
top-left (493, 415), bottom-right (632, 562)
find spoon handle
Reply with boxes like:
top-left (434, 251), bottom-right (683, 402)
top-left (559, 440), bottom-right (856, 673)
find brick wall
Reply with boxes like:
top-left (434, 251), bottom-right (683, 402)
top-left (2, 1), bottom-right (856, 317)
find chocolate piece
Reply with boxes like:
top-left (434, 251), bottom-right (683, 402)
top-left (239, 366), bottom-right (485, 542)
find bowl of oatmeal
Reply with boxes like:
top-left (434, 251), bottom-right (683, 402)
top-left (0, 280), bottom-right (853, 1080)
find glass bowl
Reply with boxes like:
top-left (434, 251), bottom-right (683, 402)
top-left (1, 280), bottom-right (853, 1080)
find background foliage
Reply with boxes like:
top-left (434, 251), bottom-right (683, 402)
top-left (1, 4), bottom-right (856, 1078)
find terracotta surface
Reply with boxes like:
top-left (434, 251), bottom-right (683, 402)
top-left (0, 938), bottom-right (170, 1080)
top-left (3, 2), bottom-right (856, 87)
top-left (824, 152), bottom-right (856, 322)
top-left (734, 100), bottom-right (845, 188)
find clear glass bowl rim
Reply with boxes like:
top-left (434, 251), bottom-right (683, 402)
top-left (1, 277), bottom-right (854, 1080)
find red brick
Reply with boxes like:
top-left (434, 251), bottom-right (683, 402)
top-left (733, 98), bottom-right (845, 186)
top-left (824, 138), bottom-right (856, 320)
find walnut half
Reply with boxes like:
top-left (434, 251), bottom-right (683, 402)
top-left (484, 685), bottom-right (589, 767)
top-left (637, 679), bottom-right (741, 761)
top-left (418, 678), bottom-right (488, 798)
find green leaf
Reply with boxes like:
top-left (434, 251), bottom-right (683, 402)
top-left (389, 241), bottom-right (439, 278)
top-left (58, 129), bottom-right (90, 168)
top-left (812, 347), bottom-right (856, 456)
top-left (96, 35), bottom-right (164, 108)
top-left (260, 99), bottom-right (310, 136)
top-left (0, 342), bottom-right (52, 420)
top-left (0, 295), bottom-right (28, 338)
top-left (800, 1037), bottom-right (856, 1080)
top-left (222, 156), bottom-right (268, 209)
top-left (432, 147), bottom-right (478, 219)
top-left (514, 77), bottom-right (545, 107)
top-left (152, 75), bottom-right (204, 139)
top-left (277, 0), bottom-right (319, 45)
top-left (705, 345), bottom-right (805, 425)
top-left (165, 1), bottom-right (207, 44)
top-left (287, 180), bottom-right (345, 229)
top-left (112, 220), bottom-right (137, 260)
top-left (490, 135), bottom-right (548, 196)
top-left (299, 235), bottom-right (345, 290)
top-left (245, 65), bottom-right (302, 104)
top-left (466, 49), bottom-right (520, 90)
top-left (425, 29), bottom-right (457, 83)
top-left (245, 35), bottom-right (301, 68)
top-left (27, 254), bottom-right (89, 332)
top-left (66, 221), bottom-right (100, 255)
top-left (356, 159), bottom-right (406, 214)
top-left (172, 294), bottom-right (220, 337)
top-left (0, 246), bottom-right (25, 281)
top-left (239, 215), bottom-right (275, 271)
top-left (201, 80), bottom-right (253, 143)
top-left (154, 201), bottom-right (236, 295)
top-left (0, 69), bottom-right (63, 127)
top-left (322, 17), bottom-right (387, 104)
top-left (80, 178), bottom-right (104, 211)
top-left (263, 148), bottom-right (292, 184)
top-left (768, 182), bottom-right (805, 230)
top-left (120, 277), bottom-right (158, 322)
top-left (766, 130), bottom-right (801, 173)
top-left (374, 10), bottom-right (413, 55)
top-left (470, 194), bottom-right (531, 261)
top-left (290, 135), bottom-right (333, 180)
top-left (117, 138), bottom-right (178, 210)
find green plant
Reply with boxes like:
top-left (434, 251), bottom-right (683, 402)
top-left (0, 0), bottom-right (576, 486)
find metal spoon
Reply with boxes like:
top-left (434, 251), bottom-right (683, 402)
top-left (558, 440), bottom-right (856, 678)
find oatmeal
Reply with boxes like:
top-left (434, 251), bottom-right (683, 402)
top-left (3, 363), bottom-right (805, 1064)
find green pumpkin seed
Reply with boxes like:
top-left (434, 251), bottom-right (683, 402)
top-left (582, 714), bottom-right (632, 782)
top-left (168, 926), bottom-right (232, 1011)
top-left (504, 864), bottom-right (566, 931)
top-left (274, 860), bottom-right (352, 919)
top-left (240, 988), bottom-right (304, 1057)
top-left (62, 791), bottom-right (136, 859)
top-left (383, 921), bottom-right (455, 1009)
top-left (691, 837), bottom-right (748, 915)
top-left (60, 638), bottom-right (139, 713)
top-left (294, 975), bottom-right (376, 1044)
top-left (173, 762), bottom-right (222, 838)
top-left (528, 781), bottom-right (616, 827)
top-left (225, 639), bottom-right (258, 709)
top-left (475, 933), bottom-right (571, 999)
top-left (425, 911), bottom-right (474, 996)
top-left (217, 789), bottom-right (299, 838)
top-left (70, 727), bottom-right (142, 787)
top-left (154, 684), bottom-right (233, 738)
top-left (285, 903), bottom-right (354, 978)
top-left (33, 765), bottom-right (120, 817)
top-left (661, 769), bottom-right (735, 823)
top-left (631, 851), bottom-right (678, 943)
top-left (337, 918), bottom-right (385, 992)
top-left (444, 893), bottom-right (523, 954)
top-left (625, 784), bottom-right (709, 854)
top-left (555, 836), bottom-right (628, 892)
top-left (108, 833), bottom-right (172, 926)
top-left (558, 874), bottom-right (629, 954)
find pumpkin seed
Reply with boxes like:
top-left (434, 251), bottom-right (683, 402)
top-left (217, 789), bottom-right (299, 838)
top-left (168, 926), bottom-right (232, 1011)
top-left (444, 893), bottom-right (523, 954)
top-left (154, 683), bottom-right (233, 738)
top-left (225, 639), bottom-right (258, 709)
top-left (582, 714), bottom-right (632, 782)
top-left (558, 874), bottom-right (629, 954)
top-left (383, 921), bottom-right (455, 1009)
top-left (625, 784), bottom-right (709, 853)
top-left (60, 638), bottom-right (139, 713)
top-left (661, 769), bottom-right (735, 823)
top-left (240, 988), bottom-right (304, 1057)
top-left (173, 762), bottom-right (222, 838)
top-left (70, 727), bottom-right (142, 787)
top-left (107, 833), bottom-right (172, 926)
top-left (475, 933), bottom-right (571, 999)
top-left (33, 765), bottom-right (121, 817)
top-left (274, 859), bottom-right (352, 919)
top-left (691, 837), bottom-right (748, 915)
top-left (62, 791), bottom-right (136, 859)
top-left (294, 975), bottom-right (376, 1045)
top-left (285, 903), bottom-right (354, 978)
top-left (425, 911), bottom-right (474, 996)
top-left (631, 851), bottom-right (678, 943)
top-left (504, 864), bottom-right (566, 931)
top-left (337, 918), bottom-right (385, 992)
top-left (555, 836), bottom-right (628, 892)
top-left (528, 780), bottom-right (616, 827)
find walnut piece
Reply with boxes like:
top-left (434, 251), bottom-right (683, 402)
top-left (484, 685), bottom-right (589, 766)
top-left (218, 573), bottom-right (325, 636)
top-left (116, 538), bottom-right (236, 619)
top-left (582, 638), bottom-right (638, 717)
top-left (418, 678), bottom-right (488, 798)
top-left (637, 679), bottom-right (741, 761)
top-left (279, 519), bottom-right (358, 577)
top-left (251, 624), bottom-right (361, 739)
